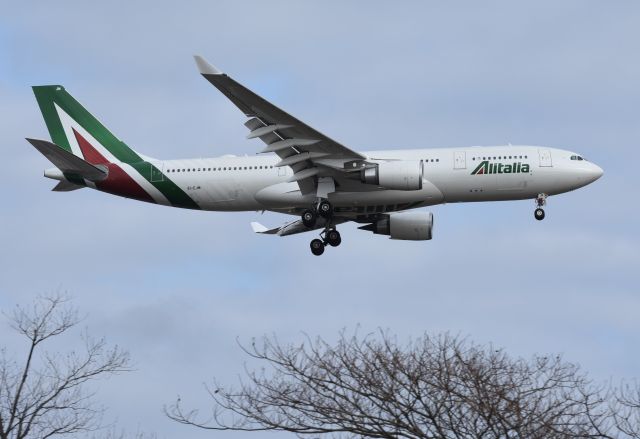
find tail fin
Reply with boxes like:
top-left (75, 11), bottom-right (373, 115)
top-left (32, 85), bottom-right (145, 164)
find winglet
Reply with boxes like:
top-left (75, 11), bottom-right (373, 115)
top-left (193, 55), bottom-right (223, 75)
top-left (251, 222), bottom-right (270, 233)
top-left (251, 222), bottom-right (283, 235)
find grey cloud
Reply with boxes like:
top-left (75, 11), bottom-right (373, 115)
top-left (1, 1), bottom-right (639, 437)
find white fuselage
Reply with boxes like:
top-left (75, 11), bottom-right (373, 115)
top-left (154, 145), bottom-right (603, 217)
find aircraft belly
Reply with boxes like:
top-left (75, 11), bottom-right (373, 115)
top-left (255, 179), bottom-right (444, 209)
top-left (331, 178), bottom-right (444, 206)
top-left (200, 178), bottom-right (270, 211)
top-left (255, 182), bottom-right (315, 208)
top-left (436, 171), bottom-right (497, 202)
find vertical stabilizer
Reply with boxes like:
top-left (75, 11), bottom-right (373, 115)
top-left (32, 85), bottom-right (144, 164)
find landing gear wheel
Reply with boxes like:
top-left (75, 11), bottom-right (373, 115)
top-left (318, 200), bottom-right (333, 218)
top-left (302, 209), bottom-right (317, 228)
top-left (534, 208), bottom-right (545, 221)
top-left (325, 229), bottom-right (341, 247)
top-left (310, 239), bottom-right (325, 256)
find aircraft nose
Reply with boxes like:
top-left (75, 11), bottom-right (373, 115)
top-left (588, 163), bottom-right (604, 182)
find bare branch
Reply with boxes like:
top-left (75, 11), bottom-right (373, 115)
top-left (168, 331), bottom-right (620, 439)
top-left (0, 294), bottom-right (131, 439)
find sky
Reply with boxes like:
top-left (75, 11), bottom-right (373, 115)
top-left (1, 1), bottom-right (639, 437)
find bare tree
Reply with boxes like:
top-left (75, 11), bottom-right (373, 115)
top-left (613, 382), bottom-right (640, 438)
top-left (167, 331), bottom-right (616, 439)
top-left (0, 294), bottom-right (131, 439)
top-left (90, 427), bottom-right (157, 439)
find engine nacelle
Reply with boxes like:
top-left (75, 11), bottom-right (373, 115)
top-left (361, 160), bottom-right (423, 190)
top-left (360, 211), bottom-right (434, 241)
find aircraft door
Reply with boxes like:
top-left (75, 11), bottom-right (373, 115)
top-left (538, 149), bottom-right (553, 167)
top-left (454, 151), bottom-right (466, 169)
top-left (150, 162), bottom-right (164, 182)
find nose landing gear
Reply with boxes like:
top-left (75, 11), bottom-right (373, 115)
top-left (534, 193), bottom-right (547, 221)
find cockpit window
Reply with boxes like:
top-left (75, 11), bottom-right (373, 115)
top-left (570, 155), bottom-right (585, 161)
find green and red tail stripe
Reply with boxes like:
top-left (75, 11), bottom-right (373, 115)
top-left (32, 85), bottom-right (199, 209)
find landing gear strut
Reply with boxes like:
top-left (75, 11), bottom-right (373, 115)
top-left (534, 193), bottom-right (547, 221)
top-left (309, 228), bottom-right (341, 256)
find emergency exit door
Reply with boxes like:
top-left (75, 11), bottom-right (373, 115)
top-left (454, 151), bottom-right (466, 169)
top-left (538, 149), bottom-right (553, 167)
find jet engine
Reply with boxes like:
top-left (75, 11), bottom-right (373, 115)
top-left (361, 160), bottom-right (423, 190)
top-left (359, 211), bottom-right (433, 240)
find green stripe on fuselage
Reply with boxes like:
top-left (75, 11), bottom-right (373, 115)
top-left (129, 162), bottom-right (200, 209)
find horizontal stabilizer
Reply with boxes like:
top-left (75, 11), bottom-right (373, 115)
top-left (52, 180), bottom-right (84, 192)
top-left (26, 138), bottom-right (107, 181)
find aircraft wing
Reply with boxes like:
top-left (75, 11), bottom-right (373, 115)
top-left (251, 217), bottom-right (348, 237)
top-left (194, 56), bottom-right (366, 195)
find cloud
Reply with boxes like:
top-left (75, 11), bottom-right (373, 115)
top-left (1, 1), bottom-right (639, 437)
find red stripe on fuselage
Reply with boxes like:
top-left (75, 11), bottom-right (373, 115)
top-left (98, 163), bottom-right (156, 203)
top-left (72, 129), bottom-right (155, 203)
top-left (73, 129), bottom-right (109, 164)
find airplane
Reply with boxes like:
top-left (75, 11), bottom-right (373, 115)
top-left (27, 56), bottom-right (603, 256)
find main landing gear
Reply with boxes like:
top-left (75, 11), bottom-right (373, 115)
top-left (302, 199), bottom-right (341, 256)
top-left (301, 199), bottom-right (333, 228)
top-left (534, 193), bottom-right (547, 221)
top-left (310, 228), bottom-right (342, 256)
